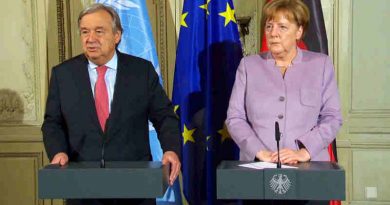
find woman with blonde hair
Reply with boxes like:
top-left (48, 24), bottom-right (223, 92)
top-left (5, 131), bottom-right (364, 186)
top-left (226, 0), bottom-right (342, 204)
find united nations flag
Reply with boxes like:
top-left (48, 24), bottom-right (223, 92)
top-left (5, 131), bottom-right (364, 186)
top-left (97, 0), bottom-right (180, 204)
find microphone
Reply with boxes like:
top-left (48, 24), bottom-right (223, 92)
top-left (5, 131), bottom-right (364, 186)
top-left (275, 121), bottom-right (281, 169)
top-left (100, 116), bottom-right (110, 168)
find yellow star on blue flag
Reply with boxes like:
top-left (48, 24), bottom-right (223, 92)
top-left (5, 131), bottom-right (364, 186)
top-left (199, 0), bottom-right (211, 15)
top-left (174, 105), bottom-right (179, 113)
top-left (219, 2), bottom-right (237, 26)
top-left (181, 12), bottom-right (189, 27)
top-left (182, 124), bottom-right (195, 145)
top-left (218, 124), bottom-right (231, 143)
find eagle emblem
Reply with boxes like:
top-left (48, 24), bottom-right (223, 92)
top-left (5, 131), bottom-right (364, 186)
top-left (269, 174), bottom-right (291, 194)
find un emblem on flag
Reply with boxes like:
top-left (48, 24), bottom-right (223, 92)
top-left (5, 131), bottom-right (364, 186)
top-left (270, 174), bottom-right (291, 195)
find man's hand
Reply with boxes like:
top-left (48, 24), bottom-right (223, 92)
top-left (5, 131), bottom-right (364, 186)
top-left (162, 151), bottom-right (181, 186)
top-left (256, 150), bottom-right (274, 162)
top-left (271, 148), bottom-right (311, 164)
top-left (51, 152), bottom-right (69, 166)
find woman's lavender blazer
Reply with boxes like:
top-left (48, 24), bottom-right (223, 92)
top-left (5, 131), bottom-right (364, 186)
top-left (226, 48), bottom-right (343, 161)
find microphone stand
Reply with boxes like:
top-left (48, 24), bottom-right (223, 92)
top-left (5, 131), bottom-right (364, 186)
top-left (101, 116), bottom-right (110, 168)
top-left (275, 121), bottom-right (281, 169)
top-left (101, 142), bottom-right (106, 168)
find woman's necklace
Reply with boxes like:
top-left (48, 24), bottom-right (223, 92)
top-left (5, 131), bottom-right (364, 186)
top-left (274, 50), bottom-right (296, 77)
top-left (276, 62), bottom-right (292, 77)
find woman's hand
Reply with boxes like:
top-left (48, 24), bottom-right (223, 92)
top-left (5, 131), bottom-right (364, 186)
top-left (271, 148), bottom-right (311, 164)
top-left (256, 150), bottom-right (275, 162)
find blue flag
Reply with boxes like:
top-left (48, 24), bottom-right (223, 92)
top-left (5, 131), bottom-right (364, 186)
top-left (172, 0), bottom-right (242, 204)
top-left (96, 0), bottom-right (180, 204)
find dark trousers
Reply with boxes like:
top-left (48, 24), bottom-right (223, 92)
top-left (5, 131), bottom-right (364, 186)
top-left (242, 200), bottom-right (329, 205)
top-left (66, 199), bottom-right (156, 205)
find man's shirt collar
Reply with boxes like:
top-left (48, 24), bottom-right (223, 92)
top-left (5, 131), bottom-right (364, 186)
top-left (88, 52), bottom-right (118, 71)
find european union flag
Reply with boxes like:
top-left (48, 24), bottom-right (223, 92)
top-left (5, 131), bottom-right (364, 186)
top-left (172, 0), bottom-right (243, 204)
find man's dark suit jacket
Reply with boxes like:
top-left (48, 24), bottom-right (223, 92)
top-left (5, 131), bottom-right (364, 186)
top-left (41, 52), bottom-right (180, 205)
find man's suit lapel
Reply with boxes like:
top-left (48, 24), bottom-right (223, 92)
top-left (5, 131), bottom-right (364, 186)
top-left (74, 55), bottom-right (103, 134)
top-left (108, 52), bottom-right (135, 134)
top-left (73, 52), bottom-right (136, 136)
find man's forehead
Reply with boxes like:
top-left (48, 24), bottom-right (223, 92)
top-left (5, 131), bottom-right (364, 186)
top-left (79, 16), bottom-right (112, 30)
top-left (80, 10), bottom-right (112, 23)
top-left (80, 25), bottom-right (105, 30)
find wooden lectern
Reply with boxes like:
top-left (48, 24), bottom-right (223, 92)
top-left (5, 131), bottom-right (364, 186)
top-left (38, 161), bottom-right (168, 199)
top-left (217, 161), bottom-right (345, 201)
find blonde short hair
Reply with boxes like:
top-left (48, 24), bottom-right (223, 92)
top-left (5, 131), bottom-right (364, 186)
top-left (262, 0), bottom-right (309, 36)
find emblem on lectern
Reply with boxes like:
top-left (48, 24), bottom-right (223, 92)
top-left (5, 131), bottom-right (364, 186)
top-left (270, 174), bottom-right (291, 194)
